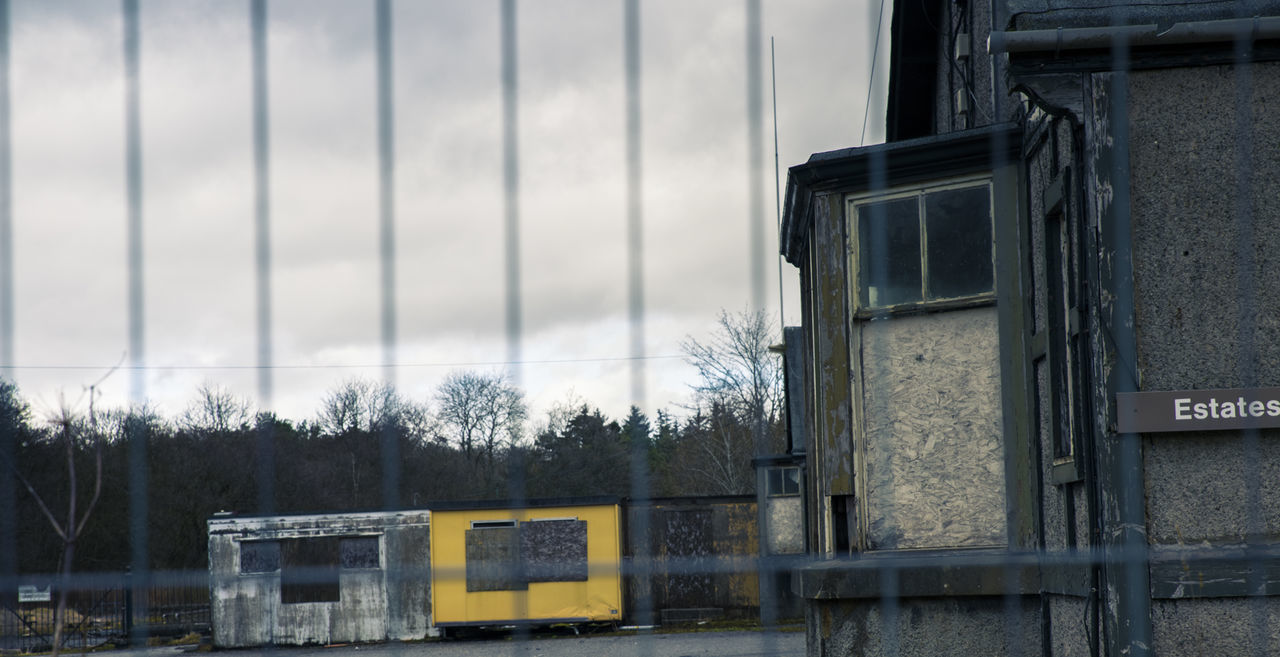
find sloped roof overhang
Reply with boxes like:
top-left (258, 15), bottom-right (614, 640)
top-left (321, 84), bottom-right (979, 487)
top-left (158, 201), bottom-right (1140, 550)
top-left (780, 123), bottom-right (1021, 266)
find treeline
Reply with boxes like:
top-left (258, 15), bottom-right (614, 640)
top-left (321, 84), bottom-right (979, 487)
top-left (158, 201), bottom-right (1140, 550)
top-left (1, 310), bottom-right (785, 575)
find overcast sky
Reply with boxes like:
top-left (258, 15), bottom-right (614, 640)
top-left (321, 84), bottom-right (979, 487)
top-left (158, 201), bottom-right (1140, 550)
top-left (3, 0), bottom-right (888, 427)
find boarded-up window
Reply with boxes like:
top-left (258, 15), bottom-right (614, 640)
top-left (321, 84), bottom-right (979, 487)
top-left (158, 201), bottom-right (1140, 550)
top-left (281, 537), bottom-right (341, 603)
top-left (239, 540), bottom-right (280, 574)
top-left (465, 526), bottom-right (526, 592)
top-left (662, 509), bottom-right (713, 608)
top-left (340, 536), bottom-right (380, 569)
top-left (521, 519), bottom-right (587, 582)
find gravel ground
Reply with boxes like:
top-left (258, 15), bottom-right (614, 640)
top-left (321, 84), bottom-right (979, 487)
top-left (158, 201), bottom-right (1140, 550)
top-left (112, 630), bottom-right (804, 657)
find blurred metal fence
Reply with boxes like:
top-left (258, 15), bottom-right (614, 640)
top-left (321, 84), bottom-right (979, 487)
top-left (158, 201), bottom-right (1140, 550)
top-left (0, 0), bottom-right (790, 652)
top-left (0, 571), bottom-right (208, 652)
top-left (0, 1), bottom-right (1273, 657)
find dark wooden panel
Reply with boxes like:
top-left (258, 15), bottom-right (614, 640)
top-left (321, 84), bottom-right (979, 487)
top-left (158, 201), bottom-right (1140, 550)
top-left (811, 193), bottom-right (854, 497)
top-left (281, 537), bottom-right (340, 603)
top-left (663, 509), bottom-right (713, 608)
top-left (521, 520), bottom-right (587, 582)
top-left (465, 527), bottom-right (526, 592)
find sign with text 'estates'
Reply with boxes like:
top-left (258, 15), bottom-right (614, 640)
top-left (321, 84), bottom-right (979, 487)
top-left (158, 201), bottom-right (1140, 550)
top-left (1117, 387), bottom-right (1280, 433)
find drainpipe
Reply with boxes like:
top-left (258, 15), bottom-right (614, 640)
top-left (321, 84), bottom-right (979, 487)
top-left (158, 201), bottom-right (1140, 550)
top-left (988, 16), bottom-right (1280, 54)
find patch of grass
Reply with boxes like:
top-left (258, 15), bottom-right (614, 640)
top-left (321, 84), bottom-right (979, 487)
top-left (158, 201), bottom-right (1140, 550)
top-left (169, 633), bottom-right (203, 646)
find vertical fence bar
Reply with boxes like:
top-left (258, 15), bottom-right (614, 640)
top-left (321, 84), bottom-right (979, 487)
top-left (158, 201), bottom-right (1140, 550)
top-left (500, 0), bottom-right (521, 384)
top-left (498, 3), bottom-right (529, 644)
top-left (743, 0), bottom-right (779, 642)
top-left (375, 0), bottom-right (400, 511)
top-left (250, 0), bottom-right (276, 516)
top-left (623, 0), bottom-right (655, 634)
top-left (122, 0), bottom-right (150, 645)
top-left (0, 0), bottom-right (13, 626)
top-left (865, 0), bottom-right (893, 641)
top-left (1231, 15), bottom-right (1266, 657)
top-left (0, 0), bottom-right (9, 377)
top-left (746, 0), bottom-right (765, 313)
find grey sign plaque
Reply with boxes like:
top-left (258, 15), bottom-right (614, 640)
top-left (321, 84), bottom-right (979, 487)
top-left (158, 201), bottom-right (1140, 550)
top-left (1117, 387), bottom-right (1280, 433)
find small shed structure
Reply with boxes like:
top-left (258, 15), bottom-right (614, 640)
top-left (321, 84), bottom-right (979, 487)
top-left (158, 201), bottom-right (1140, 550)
top-left (207, 510), bottom-right (431, 647)
top-left (428, 498), bottom-right (623, 629)
top-left (624, 495), bottom-right (766, 622)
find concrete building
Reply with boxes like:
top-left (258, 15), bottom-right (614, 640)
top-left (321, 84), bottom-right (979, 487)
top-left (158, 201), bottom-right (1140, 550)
top-left (780, 1), bottom-right (1280, 655)
top-left (207, 510), bottom-right (431, 648)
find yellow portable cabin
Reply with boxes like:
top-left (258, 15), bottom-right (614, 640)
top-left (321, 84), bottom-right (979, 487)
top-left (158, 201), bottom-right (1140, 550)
top-left (428, 498), bottom-right (623, 629)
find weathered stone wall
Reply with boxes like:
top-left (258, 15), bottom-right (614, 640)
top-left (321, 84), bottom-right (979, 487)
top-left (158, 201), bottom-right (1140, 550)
top-left (1129, 62), bottom-right (1280, 543)
top-left (806, 596), bottom-right (1039, 657)
top-left (1127, 60), bottom-right (1280, 657)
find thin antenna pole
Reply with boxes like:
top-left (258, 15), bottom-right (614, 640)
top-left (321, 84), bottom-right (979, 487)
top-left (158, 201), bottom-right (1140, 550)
top-left (771, 36), bottom-right (784, 328)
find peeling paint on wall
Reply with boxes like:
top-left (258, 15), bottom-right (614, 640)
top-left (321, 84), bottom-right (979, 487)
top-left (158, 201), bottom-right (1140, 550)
top-left (208, 511), bottom-right (431, 648)
top-left (813, 193), bottom-right (855, 497)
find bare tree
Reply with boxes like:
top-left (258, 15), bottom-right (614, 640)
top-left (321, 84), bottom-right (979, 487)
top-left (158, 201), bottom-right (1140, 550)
top-left (531, 389), bottom-right (588, 439)
top-left (671, 403), bottom-right (756, 495)
top-left (96, 402), bottom-right (166, 444)
top-left (318, 378), bottom-right (411, 435)
top-left (178, 383), bottom-right (253, 435)
top-left (434, 370), bottom-right (527, 462)
top-left (681, 308), bottom-right (785, 450)
top-left (2, 402), bottom-right (102, 657)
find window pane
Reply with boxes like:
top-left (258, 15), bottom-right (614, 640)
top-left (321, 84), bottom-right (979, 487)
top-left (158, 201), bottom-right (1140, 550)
top-left (767, 466), bottom-right (800, 496)
top-left (784, 467), bottom-right (801, 495)
top-left (240, 540), bottom-right (279, 574)
top-left (340, 536), bottom-right (380, 569)
top-left (857, 197), bottom-right (922, 307)
top-left (924, 185), bottom-right (992, 299)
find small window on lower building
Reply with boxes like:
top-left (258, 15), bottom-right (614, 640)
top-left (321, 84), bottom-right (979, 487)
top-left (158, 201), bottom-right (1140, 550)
top-left (239, 540), bottom-right (280, 574)
top-left (340, 536), bottom-right (380, 569)
top-left (767, 466), bottom-right (801, 497)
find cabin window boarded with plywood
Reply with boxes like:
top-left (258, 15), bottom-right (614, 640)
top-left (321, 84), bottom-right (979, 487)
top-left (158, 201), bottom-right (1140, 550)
top-left (281, 537), bottom-right (341, 603)
top-left (466, 523), bottom-right (526, 592)
top-left (522, 519), bottom-right (588, 582)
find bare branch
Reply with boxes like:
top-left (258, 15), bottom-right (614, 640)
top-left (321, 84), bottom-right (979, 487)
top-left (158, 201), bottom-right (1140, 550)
top-left (0, 444), bottom-right (67, 542)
